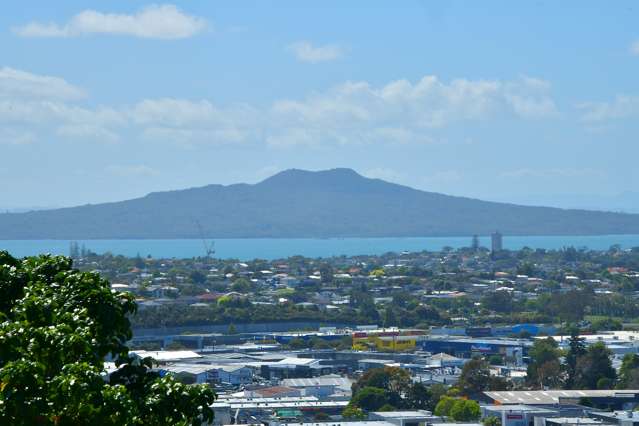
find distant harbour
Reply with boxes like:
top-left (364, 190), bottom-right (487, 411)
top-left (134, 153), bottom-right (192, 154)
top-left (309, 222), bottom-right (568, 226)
top-left (2, 235), bottom-right (639, 260)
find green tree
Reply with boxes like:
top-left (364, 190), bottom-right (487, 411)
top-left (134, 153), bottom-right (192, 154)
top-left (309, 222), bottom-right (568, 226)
top-left (618, 354), bottom-right (639, 389)
top-left (342, 405), bottom-right (366, 419)
top-left (189, 270), bottom-right (207, 284)
top-left (319, 263), bottom-right (334, 284)
top-left (564, 329), bottom-right (587, 389)
top-left (287, 337), bottom-right (308, 350)
top-left (590, 317), bottom-right (623, 333)
top-left (351, 366), bottom-right (411, 408)
top-left (481, 291), bottom-right (514, 313)
top-left (488, 355), bottom-right (503, 365)
top-left (434, 396), bottom-right (457, 417)
top-left (337, 335), bottom-right (353, 350)
top-left (449, 399), bottom-right (481, 421)
top-left (527, 337), bottom-right (563, 389)
top-left (384, 307), bottom-right (398, 327)
top-left (488, 375), bottom-right (512, 391)
top-left (483, 415), bottom-right (502, 426)
top-left (230, 278), bottom-right (253, 293)
top-left (350, 386), bottom-right (389, 411)
top-left (574, 342), bottom-right (616, 389)
top-left (310, 337), bottom-right (331, 350)
top-left (405, 382), bottom-right (432, 410)
top-left (458, 358), bottom-right (491, 396)
top-left (0, 252), bottom-right (216, 425)
top-left (428, 384), bottom-right (449, 411)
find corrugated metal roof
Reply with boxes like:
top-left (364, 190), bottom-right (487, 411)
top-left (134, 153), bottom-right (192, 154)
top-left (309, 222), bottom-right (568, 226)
top-left (484, 390), bottom-right (639, 405)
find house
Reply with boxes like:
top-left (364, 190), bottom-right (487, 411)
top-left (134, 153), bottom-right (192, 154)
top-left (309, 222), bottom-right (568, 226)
top-left (196, 292), bottom-right (221, 303)
top-left (148, 285), bottom-right (179, 298)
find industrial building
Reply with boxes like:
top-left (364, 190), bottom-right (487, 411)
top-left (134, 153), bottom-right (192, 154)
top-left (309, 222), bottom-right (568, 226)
top-left (420, 336), bottom-right (530, 364)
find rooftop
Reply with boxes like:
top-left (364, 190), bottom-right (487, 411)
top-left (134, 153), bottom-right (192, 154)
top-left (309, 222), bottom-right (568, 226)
top-left (370, 410), bottom-right (433, 419)
top-left (483, 404), bottom-right (558, 413)
top-left (131, 350), bottom-right (201, 361)
top-left (484, 390), bottom-right (639, 405)
top-left (281, 376), bottom-right (353, 388)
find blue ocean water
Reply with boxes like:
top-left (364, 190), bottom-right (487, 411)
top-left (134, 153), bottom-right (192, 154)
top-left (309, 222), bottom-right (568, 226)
top-left (1, 235), bottom-right (639, 260)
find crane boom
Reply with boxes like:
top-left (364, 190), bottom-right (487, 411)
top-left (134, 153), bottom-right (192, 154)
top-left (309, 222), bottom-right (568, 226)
top-left (194, 220), bottom-right (215, 258)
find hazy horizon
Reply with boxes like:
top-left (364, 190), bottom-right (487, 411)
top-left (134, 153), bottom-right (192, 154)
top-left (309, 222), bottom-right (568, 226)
top-left (3, 167), bottom-right (639, 214)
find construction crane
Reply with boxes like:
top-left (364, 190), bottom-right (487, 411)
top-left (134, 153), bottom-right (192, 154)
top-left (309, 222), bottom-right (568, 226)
top-left (194, 220), bottom-right (215, 258)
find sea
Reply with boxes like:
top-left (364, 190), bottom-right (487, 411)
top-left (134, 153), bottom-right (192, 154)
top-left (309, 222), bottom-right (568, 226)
top-left (2, 235), bottom-right (639, 260)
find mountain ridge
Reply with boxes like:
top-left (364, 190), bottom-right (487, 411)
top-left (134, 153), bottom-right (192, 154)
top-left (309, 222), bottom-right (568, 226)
top-left (2, 168), bottom-right (639, 239)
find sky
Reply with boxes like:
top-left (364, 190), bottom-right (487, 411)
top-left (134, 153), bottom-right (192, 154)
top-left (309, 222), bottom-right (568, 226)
top-left (1, 1), bottom-right (639, 210)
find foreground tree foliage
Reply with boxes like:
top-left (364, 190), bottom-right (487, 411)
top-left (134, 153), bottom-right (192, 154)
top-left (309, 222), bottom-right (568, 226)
top-left (0, 252), bottom-right (216, 425)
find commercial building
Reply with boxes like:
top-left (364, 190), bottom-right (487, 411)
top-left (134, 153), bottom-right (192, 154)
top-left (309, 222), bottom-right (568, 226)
top-left (482, 405), bottom-right (558, 426)
top-left (369, 410), bottom-right (435, 426)
top-left (484, 390), bottom-right (639, 409)
top-left (591, 411), bottom-right (639, 426)
top-left (211, 396), bottom-right (349, 424)
top-left (213, 365), bottom-right (253, 385)
top-left (259, 357), bottom-right (330, 379)
top-left (420, 337), bottom-right (529, 363)
top-left (352, 329), bottom-right (427, 352)
top-left (491, 231), bottom-right (503, 252)
top-left (280, 375), bottom-right (353, 398)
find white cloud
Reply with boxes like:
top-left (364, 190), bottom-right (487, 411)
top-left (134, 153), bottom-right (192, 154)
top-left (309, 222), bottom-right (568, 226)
top-left (141, 126), bottom-right (249, 146)
top-left (132, 98), bottom-right (224, 126)
top-left (0, 129), bottom-right (36, 146)
top-left (630, 40), bottom-right (639, 55)
top-left (265, 75), bottom-right (557, 146)
top-left (57, 124), bottom-right (120, 144)
top-left (0, 67), bottom-right (86, 100)
top-left (577, 95), bottom-right (639, 122)
top-left (288, 41), bottom-right (343, 63)
top-left (264, 128), bottom-right (325, 147)
top-left (106, 164), bottom-right (159, 177)
top-left (0, 67), bottom-right (560, 148)
top-left (131, 98), bottom-right (258, 145)
top-left (13, 4), bottom-right (207, 39)
top-left (500, 168), bottom-right (605, 179)
top-left (0, 67), bottom-right (124, 145)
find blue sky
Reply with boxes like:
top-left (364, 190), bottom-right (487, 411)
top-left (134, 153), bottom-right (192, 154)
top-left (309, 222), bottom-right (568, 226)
top-left (1, 1), bottom-right (638, 210)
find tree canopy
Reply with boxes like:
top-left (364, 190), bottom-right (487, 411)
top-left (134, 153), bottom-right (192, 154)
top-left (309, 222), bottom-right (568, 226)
top-left (0, 252), bottom-right (216, 425)
top-left (573, 342), bottom-right (616, 389)
top-left (527, 337), bottom-right (563, 389)
top-left (348, 367), bottom-right (440, 412)
top-left (435, 396), bottom-right (481, 421)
